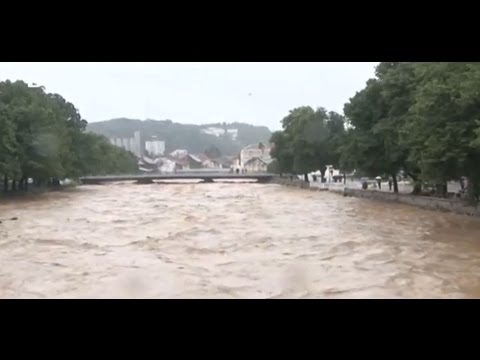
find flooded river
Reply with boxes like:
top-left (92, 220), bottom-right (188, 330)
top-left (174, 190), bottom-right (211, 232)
top-left (1, 182), bottom-right (480, 298)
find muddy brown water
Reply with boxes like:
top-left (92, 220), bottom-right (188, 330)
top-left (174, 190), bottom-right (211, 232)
top-left (1, 182), bottom-right (480, 298)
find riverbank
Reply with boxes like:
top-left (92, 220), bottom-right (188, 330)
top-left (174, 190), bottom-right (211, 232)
top-left (272, 177), bottom-right (480, 217)
top-left (0, 183), bottom-right (79, 203)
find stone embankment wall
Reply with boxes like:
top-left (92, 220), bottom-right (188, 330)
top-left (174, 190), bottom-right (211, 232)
top-left (271, 177), bottom-right (480, 216)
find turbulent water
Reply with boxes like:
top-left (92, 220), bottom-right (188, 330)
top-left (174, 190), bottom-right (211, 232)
top-left (1, 182), bottom-right (480, 298)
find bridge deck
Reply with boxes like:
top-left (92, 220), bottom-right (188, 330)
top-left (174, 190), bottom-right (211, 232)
top-left (80, 173), bottom-right (276, 184)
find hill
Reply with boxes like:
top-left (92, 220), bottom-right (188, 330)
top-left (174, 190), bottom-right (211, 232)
top-left (87, 118), bottom-right (272, 156)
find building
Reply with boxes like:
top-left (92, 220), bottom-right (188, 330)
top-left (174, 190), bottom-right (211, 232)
top-left (133, 131), bottom-right (142, 157)
top-left (214, 157), bottom-right (233, 169)
top-left (108, 131), bottom-right (142, 158)
top-left (201, 127), bottom-right (225, 137)
top-left (182, 154), bottom-right (203, 169)
top-left (240, 143), bottom-right (272, 171)
top-left (158, 158), bottom-right (176, 173)
top-left (189, 153), bottom-right (222, 169)
top-left (145, 139), bottom-right (165, 157)
top-left (170, 149), bottom-right (188, 158)
top-left (129, 138), bottom-right (137, 155)
top-left (243, 157), bottom-right (268, 173)
top-left (231, 155), bottom-right (241, 171)
top-left (226, 129), bottom-right (238, 140)
top-left (201, 127), bottom-right (239, 140)
top-left (122, 138), bottom-right (130, 151)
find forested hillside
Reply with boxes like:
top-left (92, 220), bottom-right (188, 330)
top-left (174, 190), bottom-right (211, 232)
top-left (87, 118), bottom-right (271, 156)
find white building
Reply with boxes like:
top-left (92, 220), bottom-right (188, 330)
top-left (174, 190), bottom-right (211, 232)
top-left (201, 127), bottom-right (239, 140)
top-left (240, 144), bottom-right (272, 170)
top-left (133, 131), bottom-right (142, 157)
top-left (226, 129), bottom-right (238, 140)
top-left (129, 138), bottom-right (137, 154)
top-left (108, 131), bottom-right (142, 157)
top-left (170, 149), bottom-right (188, 158)
top-left (243, 157), bottom-right (268, 172)
top-left (202, 127), bottom-right (225, 137)
top-left (231, 156), bottom-right (241, 170)
top-left (122, 138), bottom-right (130, 151)
top-left (145, 139), bottom-right (165, 157)
top-left (158, 158), bottom-right (176, 173)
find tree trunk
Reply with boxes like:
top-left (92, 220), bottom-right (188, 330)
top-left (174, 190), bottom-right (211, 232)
top-left (467, 177), bottom-right (480, 206)
top-left (24, 178), bottom-right (29, 191)
top-left (11, 180), bottom-right (16, 191)
top-left (392, 173), bottom-right (399, 193)
top-left (50, 178), bottom-right (60, 187)
top-left (3, 175), bottom-right (7, 193)
top-left (304, 173), bottom-right (309, 182)
top-left (435, 182), bottom-right (447, 198)
top-left (19, 177), bottom-right (24, 190)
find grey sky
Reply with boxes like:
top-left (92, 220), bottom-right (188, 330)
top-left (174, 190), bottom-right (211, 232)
top-left (0, 62), bottom-right (378, 130)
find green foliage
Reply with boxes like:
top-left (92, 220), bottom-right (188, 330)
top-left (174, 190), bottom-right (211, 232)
top-left (204, 145), bottom-right (221, 159)
top-left (270, 62), bottom-right (480, 203)
top-left (267, 158), bottom-right (280, 173)
top-left (338, 62), bottom-right (480, 200)
top-left (270, 131), bottom-right (293, 174)
top-left (270, 107), bottom-right (346, 176)
top-left (0, 80), bottom-right (137, 191)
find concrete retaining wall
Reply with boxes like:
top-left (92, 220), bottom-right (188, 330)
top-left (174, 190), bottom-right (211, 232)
top-left (272, 177), bottom-right (327, 191)
top-left (272, 177), bottom-right (480, 217)
top-left (343, 188), bottom-right (480, 216)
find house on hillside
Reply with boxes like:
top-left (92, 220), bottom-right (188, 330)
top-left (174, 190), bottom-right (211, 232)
top-left (170, 149), bottom-right (188, 158)
top-left (138, 156), bottom-right (161, 173)
top-left (216, 157), bottom-right (233, 169)
top-left (174, 154), bottom-right (203, 170)
top-left (187, 153), bottom-right (231, 169)
top-left (191, 153), bottom-right (211, 167)
top-left (158, 157), bottom-right (176, 173)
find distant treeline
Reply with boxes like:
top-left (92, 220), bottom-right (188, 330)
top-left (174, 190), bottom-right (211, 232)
top-left (270, 63), bottom-right (480, 204)
top-left (0, 80), bottom-right (137, 192)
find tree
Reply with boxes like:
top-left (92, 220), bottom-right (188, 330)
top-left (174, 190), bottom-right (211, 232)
top-left (339, 62), bottom-right (480, 202)
top-left (340, 63), bottom-right (420, 193)
top-left (0, 79), bottom-right (138, 192)
top-left (204, 145), bottom-right (221, 159)
top-left (404, 63), bottom-right (480, 201)
top-left (270, 107), bottom-right (345, 182)
top-left (342, 79), bottom-right (390, 179)
top-left (270, 131), bottom-right (293, 174)
top-left (376, 62), bottom-right (422, 193)
top-left (267, 159), bottom-right (280, 174)
top-left (0, 103), bottom-right (20, 191)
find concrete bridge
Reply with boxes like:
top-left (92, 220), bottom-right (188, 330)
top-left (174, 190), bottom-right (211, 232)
top-left (79, 173), bottom-right (276, 185)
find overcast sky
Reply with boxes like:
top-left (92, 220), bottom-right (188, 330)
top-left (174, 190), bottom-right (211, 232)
top-left (0, 62), bottom-right (378, 130)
